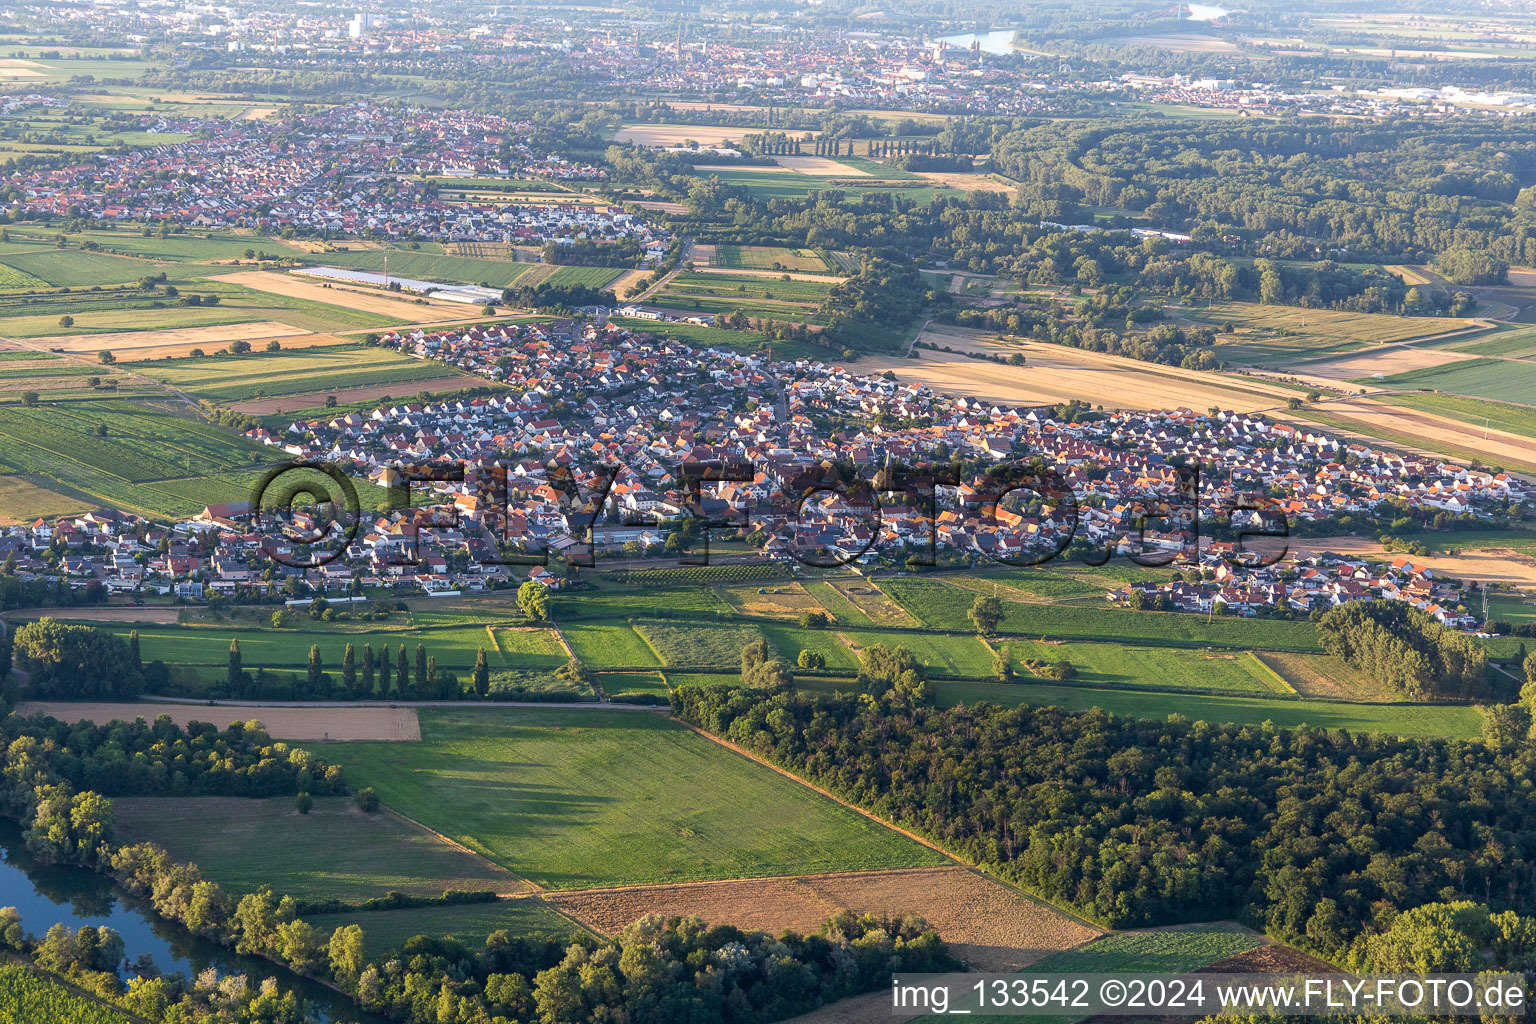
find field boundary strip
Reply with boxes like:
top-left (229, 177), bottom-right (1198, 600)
top-left (671, 717), bottom-right (1104, 932)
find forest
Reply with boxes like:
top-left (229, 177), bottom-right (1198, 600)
top-left (672, 681), bottom-right (1536, 965)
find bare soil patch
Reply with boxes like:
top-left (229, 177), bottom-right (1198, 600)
top-left (2, 604), bottom-right (180, 624)
top-left (547, 866), bottom-right (1098, 971)
top-left (238, 106), bottom-right (277, 120)
top-left (631, 199), bottom-right (688, 215)
top-left (14, 701), bottom-right (422, 742)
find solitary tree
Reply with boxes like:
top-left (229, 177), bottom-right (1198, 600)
top-left (307, 644), bottom-right (323, 691)
top-left (415, 644), bottom-right (428, 695)
top-left (968, 595), bottom-right (1003, 635)
top-left (97, 348), bottom-right (113, 364)
top-left (473, 648), bottom-right (490, 698)
top-left (342, 642), bottom-right (357, 694)
top-left (517, 580), bottom-right (549, 621)
top-left (227, 639), bottom-right (242, 695)
top-left (396, 645), bottom-right (409, 697)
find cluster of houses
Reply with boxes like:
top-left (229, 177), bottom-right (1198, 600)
top-left (1107, 551), bottom-right (1479, 629)
top-left (0, 320), bottom-right (1524, 626)
top-left (9, 103), bottom-right (645, 246)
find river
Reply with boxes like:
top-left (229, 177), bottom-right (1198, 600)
top-left (0, 820), bottom-right (386, 1024)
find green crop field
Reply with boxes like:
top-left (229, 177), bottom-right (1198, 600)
top-left (878, 578), bottom-right (1323, 651)
top-left (759, 623), bottom-right (860, 671)
top-left (1377, 357), bottom-right (1536, 405)
top-left (596, 671), bottom-right (672, 700)
top-left (0, 965), bottom-right (134, 1024)
top-left (713, 245), bottom-right (833, 273)
top-left (839, 628), bottom-right (995, 677)
top-left (562, 621), bottom-right (662, 667)
top-left (302, 248), bottom-right (535, 288)
top-left (665, 272), bottom-right (832, 304)
top-left (632, 620), bottom-right (768, 668)
top-left (542, 265), bottom-right (627, 289)
top-left (1001, 640), bottom-right (1289, 695)
top-left (492, 627), bottom-right (568, 669)
top-left (916, 926), bottom-right (1262, 1022)
top-left (112, 796), bottom-right (520, 902)
top-left (931, 680), bottom-right (1484, 739)
top-left (128, 345), bottom-right (470, 403)
top-left (0, 399), bottom-right (277, 519)
top-left (112, 623), bottom-right (499, 672)
top-left (1184, 300), bottom-right (1470, 363)
top-left (1450, 324), bottom-right (1536, 359)
top-left (802, 580), bottom-right (876, 625)
top-left (304, 898), bottom-right (582, 959)
top-left (333, 708), bottom-right (946, 889)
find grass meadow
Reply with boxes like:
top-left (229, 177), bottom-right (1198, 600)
top-left (332, 708), bottom-right (946, 889)
top-left (111, 796), bottom-right (521, 902)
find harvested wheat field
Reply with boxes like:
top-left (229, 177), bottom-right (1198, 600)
top-left (723, 582), bottom-right (827, 619)
top-left (917, 171), bottom-right (1009, 192)
top-left (15, 702), bottom-right (422, 742)
top-left (28, 321), bottom-right (329, 361)
top-left (222, 270), bottom-right (464, 318)
top-left (866, 327), bottom-right (1295, 414)
top-left (612, 124), bottom-right (745, 147)
top-left (547, 866), bottom-right (1098, 971)
top-left (1306, 397), bottom-right (1536, 473)
top-left (1297, 345), bottom-right (1477, 381)
top-left (773, 155), bottom-right (871, 177)
top-left (1292, 538), bottom-right (1536, 588)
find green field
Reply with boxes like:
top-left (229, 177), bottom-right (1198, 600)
top-left (0, 965), bottom-right (133, 1024)
top-left (128, 345), bottom-right (470, 403)
top-left (693, 168), bottom-right (962, 205)
top-left (839, 628), bottom-right (996, 677)
top-left (112, 796), bottom-right (520, 902)
top-left (918, 926), bottom-right (1263, 1022)
top-left (333, 708), bottom-right (946, 889)
top-left (1450, 324), bottom-right (1536, 359)
top-left (304, 898), bottom-right (582, 959)
top-left (878, 578), bottom-right (1323, 651)
top-left (713, 245), bottom-right (834, 273)
top-left (492, 627), bottom-right (569, 669)
top-left (563, 620), bottom-right (663, 667)
top-left (303, 248), bottom-right (536, 288)
top-left (632, 619), bottom-right (768, 668)
top-left (114, 623), bottom-right (501, 674)
top-left (1001, 640), bottom-right (1289, 695)
top-left (1376, 357), bottom-right (1536, 405)
top-left (930, 680), bottom-right (1484, 739)
top-left (1184, 300), bottom-right (1472, 363)
top-left (0, 399), bottom-right (277, 519)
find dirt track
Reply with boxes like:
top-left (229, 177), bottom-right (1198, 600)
top-left (15, 701), bottom-right (422, 742)
top-left (547, 866), bottom-right (1098, 971)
